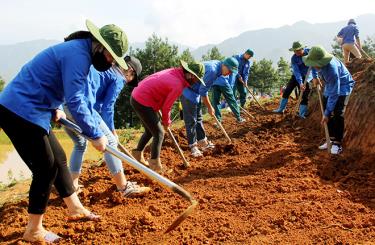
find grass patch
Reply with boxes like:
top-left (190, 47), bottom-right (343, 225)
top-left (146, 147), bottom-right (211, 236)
top-left (0, 131), bottom-right (13, 164)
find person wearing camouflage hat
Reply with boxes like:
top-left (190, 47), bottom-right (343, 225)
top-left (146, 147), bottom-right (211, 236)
top-left (303, 46), bottom-right (355, 155)
top-left (0, 19), bottom-right (128, 243)
top-left (273, 41), bottom-right (319, 118)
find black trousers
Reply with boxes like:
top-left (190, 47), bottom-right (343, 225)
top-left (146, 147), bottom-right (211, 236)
top-left (130, 97), bottom-right (164, 159)
top-left (282, 75), bottom-right (311, 105)
top-left (322, 95), bottom-right (350, 143)
top-left (0, 105), bottom-right (74, 214)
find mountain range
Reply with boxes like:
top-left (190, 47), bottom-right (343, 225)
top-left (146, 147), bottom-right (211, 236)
top-left (1, 14), bottom-right (374, 83)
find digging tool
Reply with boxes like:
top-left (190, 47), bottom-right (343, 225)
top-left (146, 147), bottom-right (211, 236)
top-left (59, 118), bottom-right (197, 233)
top-left (239, 77), bottom-right (265, 110)
top-left (316, 84), bottom-right (331, 153)
top-left (158, 111), bottom-right (190, 168)
top-left (239, 105), bottom-right (255, 119)
top-left (117, 142), bottom-right (136, 160)
top-left (356, 43), bottom-right (372, 59)
top-left (212, 115), bottom-right (232, 144)
top-left (294, 67), bottom-right (312, 116)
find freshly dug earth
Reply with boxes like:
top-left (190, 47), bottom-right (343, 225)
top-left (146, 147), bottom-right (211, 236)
top-left (1, 59), bottom-right (375, 244)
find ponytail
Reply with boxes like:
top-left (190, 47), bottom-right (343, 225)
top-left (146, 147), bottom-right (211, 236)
top-left (64, 31), bottom-right (93, 42)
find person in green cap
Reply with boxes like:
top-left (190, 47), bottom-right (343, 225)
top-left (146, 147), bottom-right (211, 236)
top-left (233, 49), bottom-right (254, 107)
top-left (0, 20), bottom-right (128, 243)
top-left (303, 46), bottom-right (355, 155)
top-left (273, 41), bottom-right (318, 118)
top-left (209, 57), bottom-right (246, 123)
top-left (131, 60), bottom-right (205, 172)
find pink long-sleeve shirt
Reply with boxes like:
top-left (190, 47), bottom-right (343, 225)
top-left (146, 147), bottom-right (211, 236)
top-left (131, 68), bottom-right (189, 126)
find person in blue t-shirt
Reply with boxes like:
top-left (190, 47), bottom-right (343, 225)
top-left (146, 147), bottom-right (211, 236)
top-left (233, 49), bottom-right (254, 107)
top-left (273, 41), bottom-right (318, 118)
top-left (303, 46), bottom-right (355, 155)
top-left (337, 19), bottom-right (362, 64)
top-left (0, 20), bottom-right (128, 243)
top-left (64, 56), bottom-right (150, 197)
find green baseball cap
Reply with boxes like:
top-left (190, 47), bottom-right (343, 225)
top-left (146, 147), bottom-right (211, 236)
top-left (86, 19), bottom-right (128, 70)
top-left (289, 41), bottom-right (305, 51)
top-left (180, 60), bottom-right (206, 86)
top-left (223, 57), bottom-right (239, 73)
top-left (245, 49), bottom-right (254, 56)
top-left (302, 46), bottom-right (334, 68)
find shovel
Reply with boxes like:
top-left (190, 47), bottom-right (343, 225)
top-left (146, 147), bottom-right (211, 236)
top-left (241, 79), bottom-right (265, 110)
top-left (294, 67), bottom-right (312, 116)
top-left (356, 43), bottom-right (372, 59)
top-left (59, 118), bottom-right (197, 233)
top-left (158, 111), bottom-right (190, 168)
top-left (117, 142), bottom-right (136, 160)
top-left (212, 115), bottom-right (232, 144)
top-left (239, 105), bottom-right (255, 119)
top-left (316, 85), bottom-right (331, 153)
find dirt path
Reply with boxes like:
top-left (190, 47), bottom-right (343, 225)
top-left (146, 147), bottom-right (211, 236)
top-left (1, 99), bottom-right (375, 244)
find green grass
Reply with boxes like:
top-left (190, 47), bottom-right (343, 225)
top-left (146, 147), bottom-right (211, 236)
top-left (0, 131), bottom-right (13, 164)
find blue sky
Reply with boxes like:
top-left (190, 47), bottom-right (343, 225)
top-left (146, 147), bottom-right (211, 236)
top-left (1, 0), bottom-right (374, 47)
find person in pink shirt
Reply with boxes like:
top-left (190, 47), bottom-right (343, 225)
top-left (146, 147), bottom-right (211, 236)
top-left (131, 60), bottom-right (205, 172)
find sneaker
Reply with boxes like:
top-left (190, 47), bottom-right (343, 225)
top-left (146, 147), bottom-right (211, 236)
top-left (197, 139), bottom-right (215, 151)
top-left (191, 146), bottom-right (203, 157)
top-left (120, 181), bottom-right (151, 197)
top-left (330, 144), bottom-right (343, 155)
top-left (237, 117), bottom-right (246, 123)
top-left (318, 140), bottom-right (333, 150)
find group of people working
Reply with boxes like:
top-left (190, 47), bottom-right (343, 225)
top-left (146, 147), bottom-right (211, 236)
top-left (0, 18), bottom-right (361, 243)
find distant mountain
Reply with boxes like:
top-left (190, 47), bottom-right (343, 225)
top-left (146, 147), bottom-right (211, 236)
top-left (191, 14), bottom-right (375, 63)
top-left (1, 14), bottom-right (374, 82)
top-left (0, 39), bottom-right (59, 82)
top-left (0, 39), bottom-right (191, 83)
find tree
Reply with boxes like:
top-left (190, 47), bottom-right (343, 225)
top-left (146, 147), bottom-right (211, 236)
top-left (0, 76), bottom-right (5, 92)
top-left (134, 33), bottom-right (179, 77)
top-left (114, 34), bottom-right (180, 128)
top-left (248, 59), bottom-right (279, 94)
top-left (179, 48), bottom-right (195, 63)
top-left (331, 37), bottom-right (344, 60)
top-left (201, 46), bottom-right (225, 61)
top-left (277, 57), bottom-right (292, 88)
top-left (362, 36), bottom-right (375, 58)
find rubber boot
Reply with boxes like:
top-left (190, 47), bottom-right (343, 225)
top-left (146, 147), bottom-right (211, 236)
top-left (149, 158), bottom-right (163, 173)
top-left (299, 104), bottom-right (308, 119)
top-left (273, 98), bottom-right (288, 113)
top-left (131, 150), bottom-right (149, 166)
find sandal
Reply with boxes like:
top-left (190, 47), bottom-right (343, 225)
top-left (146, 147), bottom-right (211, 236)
top-left (67, 212), bottom-right (101, 222)
top-left (23, 230), bottom-right (61, 243)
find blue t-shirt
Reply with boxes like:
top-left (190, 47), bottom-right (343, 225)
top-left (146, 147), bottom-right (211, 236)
top-left (338, 24), bottom-right (359, 44)
top-left (233, 54), bottom-right (251, 83)
top-left (90, 67), bottom-right (125, 131)
top-left (291, 48), bottom-right (318, 84)
top-left (319, 57), bottom-right (355, 116)
top-left (0, 39), bottom-right (103, 139)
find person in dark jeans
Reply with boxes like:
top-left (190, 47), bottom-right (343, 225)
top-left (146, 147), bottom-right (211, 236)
top-left (273, 41), bottom-right (318, 118)
top-left (0, 20), bottom-right (128, 243)
top-left (131, 60), bottom-right (205, 172)
top-left (303, 46), bottom-right (355, 154)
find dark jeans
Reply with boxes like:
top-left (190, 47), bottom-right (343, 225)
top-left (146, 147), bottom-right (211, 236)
top-left (233, 79), bottom-right (247, 107)
top-left (283, 75), bottom-right (311, 105)
top-left (180, 95), bottom-right (206, 146)
top-left (212, 85), bottom-right (241, 121)
top-left (130, 97), bottom-right (164, 159)
top-left (0, 105), bottom-right (74, 214)
top-left (323, 95), bottom-right (350, 143)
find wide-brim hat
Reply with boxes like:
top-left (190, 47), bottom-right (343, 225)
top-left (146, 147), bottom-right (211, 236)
top-left (289, 41), bottom-right (306, 51)
top-left (86, 19), bottom-right (128, 70)
top-left (302, 45), bottom-right (334, 67)
top-left (180, 60), bottom-right (206, 86)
